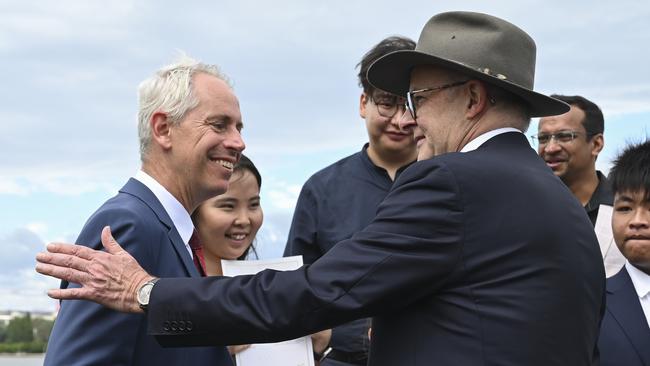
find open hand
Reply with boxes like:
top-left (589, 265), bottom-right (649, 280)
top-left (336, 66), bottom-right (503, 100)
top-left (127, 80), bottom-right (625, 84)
top-left (35, 226), bottom-right (154, 313)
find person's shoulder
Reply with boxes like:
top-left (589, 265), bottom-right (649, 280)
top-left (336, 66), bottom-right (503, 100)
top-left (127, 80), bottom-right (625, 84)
top-left (595, 170), bottom-right (615, 205)
top-left (80, 184), bottom-right (166, 241)
top-left (94, 189), bottom-right (158, 222)
top-left (76, 188), bottom-right (171, 266)
top-left (400, 153), bottom-right (462, 174)
top-left (606, 267), bottom-right (631, 293)
top-left (393, 139), bottom-right (535, 187)
top-left (392, 156), bottom-right (459, 189)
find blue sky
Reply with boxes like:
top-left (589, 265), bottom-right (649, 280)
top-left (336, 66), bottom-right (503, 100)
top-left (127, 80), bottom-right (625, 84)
top-left (1, 1), bottom-right (648, 311)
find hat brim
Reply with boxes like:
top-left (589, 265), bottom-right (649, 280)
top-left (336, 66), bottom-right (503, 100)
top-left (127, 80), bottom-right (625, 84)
top-left (367, 50), bottom-right (569, 118)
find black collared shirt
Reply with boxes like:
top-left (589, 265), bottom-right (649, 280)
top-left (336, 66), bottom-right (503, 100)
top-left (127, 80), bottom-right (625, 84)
top-left (585, 171), bottom-right (614, 226)
top-left (284, 144), bottom-right (414, 354)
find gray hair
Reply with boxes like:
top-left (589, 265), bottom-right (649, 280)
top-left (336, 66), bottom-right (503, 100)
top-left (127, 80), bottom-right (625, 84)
top-left (483, 83), bottom-right (532, 130)
top-left (137, 54), bottom-right (231, 161)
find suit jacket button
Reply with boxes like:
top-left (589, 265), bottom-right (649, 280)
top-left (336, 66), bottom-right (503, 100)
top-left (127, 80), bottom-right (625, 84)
top-left (171, 321), bottom-right (178, 331)
top-left (178, 320), bottom-right (186, 331)
top-left (186, 320), bottom-right (193, 331)
top-left (163, 321), bottom-right (170, 332)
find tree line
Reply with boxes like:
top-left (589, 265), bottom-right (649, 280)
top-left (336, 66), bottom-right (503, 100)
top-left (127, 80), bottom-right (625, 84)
top-left (0, 313), bottom-right (53, 353)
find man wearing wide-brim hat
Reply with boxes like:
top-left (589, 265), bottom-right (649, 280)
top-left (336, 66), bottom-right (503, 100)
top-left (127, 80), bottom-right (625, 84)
top-left (36, 11), bottom-right (605, 366)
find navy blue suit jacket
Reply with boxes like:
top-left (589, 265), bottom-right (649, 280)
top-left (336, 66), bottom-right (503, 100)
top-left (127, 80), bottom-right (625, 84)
top-left (147, 132), bottom-right (605, 365)
top-left (45, 179), bottom-right (232, 366)
top-left (599, 267), bottom-right (650, 366)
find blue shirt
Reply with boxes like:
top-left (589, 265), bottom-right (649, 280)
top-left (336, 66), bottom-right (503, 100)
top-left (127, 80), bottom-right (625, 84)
top-left (284, 144), bottom-right (413, 354)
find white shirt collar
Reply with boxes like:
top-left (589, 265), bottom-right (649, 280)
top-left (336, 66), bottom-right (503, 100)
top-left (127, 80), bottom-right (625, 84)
top-left (626, 261), bottom-right (650, 299)
top-left (133, 170), bottom-right (194, 246)
top-left (460, 127), bottom-right (522, 153)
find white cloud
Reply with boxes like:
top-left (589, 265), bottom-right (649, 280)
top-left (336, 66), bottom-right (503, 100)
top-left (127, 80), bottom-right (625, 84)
top-left (0, 156), bottom-right (135, 196)
top-left (255, 212), bottom-right (294, 259)
top-left (265, 180), bottom-right (303, 211)
top-left (0, 228), bottom-right (45, 271)
top-left (0, 179), bottom-right (29, 195)
top-left (0, 226), bottom-right (61, 311)
top-left (26, 222), bottom-right (48, 237)
top-left (0, 268), bottom-right (59, 312)
top-left (0, 1), bottom-right (136, 50)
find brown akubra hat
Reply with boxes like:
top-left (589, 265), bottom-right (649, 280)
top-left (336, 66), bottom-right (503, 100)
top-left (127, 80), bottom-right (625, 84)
top-left (367, 11), bottom-right (569, 117)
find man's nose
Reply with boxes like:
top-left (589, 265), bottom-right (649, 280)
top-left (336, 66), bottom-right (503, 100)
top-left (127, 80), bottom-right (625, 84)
top-left (225, 129), bottom-right (246, 153)
top-left (542, 138), bottom-right (562, 153)
top-left (397, 109), bottom-right (417, 133)
top-left (389, 104), bottom-right (407, 125)
top-left (629, 210), bottom-right (650, 229)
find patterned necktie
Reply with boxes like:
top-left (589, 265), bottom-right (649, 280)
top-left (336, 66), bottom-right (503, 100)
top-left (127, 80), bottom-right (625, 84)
top-left (189, 229), bottom-right (206, 277)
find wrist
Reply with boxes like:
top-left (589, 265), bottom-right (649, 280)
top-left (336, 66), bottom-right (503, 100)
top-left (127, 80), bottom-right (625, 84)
top-left (133, 274), bottom-right (157, 313)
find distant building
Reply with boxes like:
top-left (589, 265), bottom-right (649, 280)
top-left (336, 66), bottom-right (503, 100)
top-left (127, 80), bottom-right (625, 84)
top-left (0, 310), bottom-right (56, 326)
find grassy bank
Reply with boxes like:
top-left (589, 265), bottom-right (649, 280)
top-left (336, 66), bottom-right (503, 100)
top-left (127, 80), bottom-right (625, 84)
top-left (0, 342), bottom-right (46, 353)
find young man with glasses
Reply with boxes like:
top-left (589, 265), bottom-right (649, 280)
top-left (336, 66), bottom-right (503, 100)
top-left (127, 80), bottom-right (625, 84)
top-left (534, 95), bottom-right (624, 276)
top-left (283, 36), bottom-right (416, 366)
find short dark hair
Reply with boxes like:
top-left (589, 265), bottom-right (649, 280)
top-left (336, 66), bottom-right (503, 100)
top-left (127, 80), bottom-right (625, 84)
top-left (550, 95), bottom-right (604, 138)
top-left (357, 36), bottom-right (416, 95)
top-left (609, 139), bottom-right (650, 199)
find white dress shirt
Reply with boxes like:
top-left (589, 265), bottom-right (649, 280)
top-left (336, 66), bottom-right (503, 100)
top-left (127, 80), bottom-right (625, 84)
top-left (134, 170), bottom-right (194, 259)
top-left (625, 261), bottom-right (650, 329)
top-left (460, 127), bottom-right (522, 153)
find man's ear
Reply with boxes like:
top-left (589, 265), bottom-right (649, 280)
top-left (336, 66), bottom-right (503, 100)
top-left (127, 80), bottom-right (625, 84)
top-left (591, 133), bottom-right (604, 157)
top-left (465, 80), bottom-right (489, 119)
top-left (150, 112), bottom-right (173, 150)
top-left (360, 93), bottom-right (369, 119)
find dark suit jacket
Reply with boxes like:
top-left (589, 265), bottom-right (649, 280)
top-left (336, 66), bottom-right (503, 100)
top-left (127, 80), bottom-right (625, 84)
top-left (148, 132), bottom-right (605, 366)
top-left (599, 267), bottom-right (650, 366)
top-left (45, 179), bottom-right (232, 366)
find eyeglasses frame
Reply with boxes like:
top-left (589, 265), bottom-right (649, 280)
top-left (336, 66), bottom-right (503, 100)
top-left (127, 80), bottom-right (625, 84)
top-left (406, 80), bottom-right (470, 120)
top-left (530, 130), bottom-right (599, 146)
top-left (369, 92), bottom-right (407, 119)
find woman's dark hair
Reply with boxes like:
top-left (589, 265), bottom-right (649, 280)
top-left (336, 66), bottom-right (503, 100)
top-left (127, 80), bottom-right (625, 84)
top-left (233, 154), bottom-right (260, 260)
top-left (191, 153), bottom-right (262, 261)
top-left (234, 154), bottom-right (261, 190)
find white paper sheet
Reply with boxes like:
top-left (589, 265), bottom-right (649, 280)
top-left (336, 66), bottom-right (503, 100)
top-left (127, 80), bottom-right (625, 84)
top-left (221, 256), bottom-right (314, 366)
top-left (594, 204), bottom-right (614, 258)
top-left (594, 204), bottom-right (626, 277)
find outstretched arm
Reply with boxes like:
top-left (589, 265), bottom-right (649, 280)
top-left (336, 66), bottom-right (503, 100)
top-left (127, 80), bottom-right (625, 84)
top-left (35, 226), bottom-right (154, 313)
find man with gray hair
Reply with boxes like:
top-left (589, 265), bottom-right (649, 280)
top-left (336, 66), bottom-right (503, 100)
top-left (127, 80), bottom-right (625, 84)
top-left (37, 12), bottom-right (604, 365)
top-left (44, 55), bottom-right (244, 365)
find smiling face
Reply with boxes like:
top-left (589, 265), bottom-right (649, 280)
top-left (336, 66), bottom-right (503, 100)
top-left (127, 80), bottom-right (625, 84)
top-left (170, 73), bottom-right (245, 207)
top-left (360, 90), bottom-right (416, 159)
top-left (193, 169), bottom-right (263, 263)
top-left (407, 66), bottom-right (468, 160)
top-left (613, 189), bottom-right (650, 274)
top-left (537, 105), bottom-right (602, 184)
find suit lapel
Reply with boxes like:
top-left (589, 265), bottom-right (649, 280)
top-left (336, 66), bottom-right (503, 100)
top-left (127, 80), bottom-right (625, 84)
top-left (606, 268), bottom-right (650, 365)
top-left (120, 178), bottom-right (201, 278)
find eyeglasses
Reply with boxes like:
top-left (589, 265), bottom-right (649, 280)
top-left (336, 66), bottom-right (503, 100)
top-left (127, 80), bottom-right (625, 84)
top-left (530, 131), bottom-right (593, 146)
top-left (406, 80), bottom-right (469, 120)
top-left (370, 92), bottom-right (407, 118)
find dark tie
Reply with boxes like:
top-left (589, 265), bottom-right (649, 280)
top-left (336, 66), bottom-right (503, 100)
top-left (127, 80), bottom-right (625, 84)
top-left (189, 229), bottom-right (206, 277)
